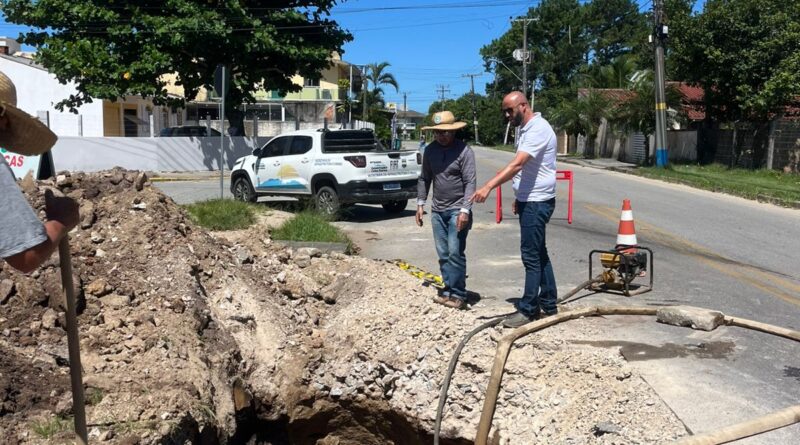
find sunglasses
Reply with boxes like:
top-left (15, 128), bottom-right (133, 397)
top-left (433, 130), bottom-right (453, 135)
top-left (502, 103), bottom-right (525, 114)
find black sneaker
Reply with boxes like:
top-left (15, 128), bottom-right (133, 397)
top-left (502, 311), bottom-right (538, 328)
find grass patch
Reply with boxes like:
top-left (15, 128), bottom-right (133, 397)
top-left (633, 163), bottom-right (800, 204)
top-left (183, 199), bottom-right (261, 230)
top-left (86, 387), bottom-right (104, 406)
top-left (271, 211), bottom-right (353, 251)
top-left (30, 416), bottom-right (72, 439)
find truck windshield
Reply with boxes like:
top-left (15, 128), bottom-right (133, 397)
top-left (322, 130), bottom-right (379, 153)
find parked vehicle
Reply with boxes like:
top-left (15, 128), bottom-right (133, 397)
top-left (159, 126), bottom-right (222, 137)
top-left (230, 129), bottom-right (421, 216)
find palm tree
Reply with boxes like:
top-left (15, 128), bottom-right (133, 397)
top-left (595, 55), bottom-right (639, 89)
top-left (550, 89), bottom-right (611, 158)
top-left (574, 54), bottom-right (639, 89)
top-left (608, 70), bottom-right (683, 165)
top-left (365, 62), bottom-right (399, 113)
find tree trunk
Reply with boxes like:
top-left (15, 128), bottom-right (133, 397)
top-left (586, 133), bottom-right (596, 158)
top-left (698, 118), bottom-right (717, 165)
top-left (225, 107), bottom-right (246, 137)
top-left (751, 122), bottom-right (770, 169)
top-left (729, 123), bottom-right (738, 169)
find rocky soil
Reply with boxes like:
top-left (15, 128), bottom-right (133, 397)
top-left (0, 168), bottom-right (687, 444)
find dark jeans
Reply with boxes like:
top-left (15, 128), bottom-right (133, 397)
top-left (431, 209), bottom-right (471, 299)
top-left (516, 198), bottom-right (557, 316)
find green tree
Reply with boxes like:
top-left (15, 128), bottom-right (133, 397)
top-left (550, 89), bottom-right (611, 157)
top-left (481, 0), bottom-right (589, 114)
top-left (480, 0), bottom-right (648, 115)
top-left (576, 54), bottom-right (640, 89)
top-left (585, 0), bottom-right (649, 66)
top-left (1, 0), bottom-right (352, 135)
top-left (672, 0), bottom-right (800, 167)
top-left (608, 71), bottom-right (683, 165)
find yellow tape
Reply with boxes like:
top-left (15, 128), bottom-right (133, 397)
top-left (393, 260), bottom-right (445, 288)
top-left (655, 102), bottom-right (667, 110)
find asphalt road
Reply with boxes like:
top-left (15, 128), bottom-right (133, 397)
top-left (155, 148), bottom-right (800, 443)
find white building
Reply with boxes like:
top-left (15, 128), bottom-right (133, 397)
top-left (0, 37), bottom-right (183, 137)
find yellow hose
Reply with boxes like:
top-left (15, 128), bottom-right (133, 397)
top-left (473, 306), bottom-right (800, 445)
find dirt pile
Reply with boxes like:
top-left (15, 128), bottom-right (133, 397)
top-left (0, 168), bottom-right (687, 444)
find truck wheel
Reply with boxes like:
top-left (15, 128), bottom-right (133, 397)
top-left (382, 200), bottom-right (408, 214)
top-left (233, 177), bottom-right (257, 203)
top-left (315, 186), bottom-right (340, 216)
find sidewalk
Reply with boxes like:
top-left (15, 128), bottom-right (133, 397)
top-left (557, 155), bottom-right (637, 171)
top-left (148, 170), bottom-right (230, 182)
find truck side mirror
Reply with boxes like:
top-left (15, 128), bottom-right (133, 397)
top-left (253, 148), bottom-right (262, 157)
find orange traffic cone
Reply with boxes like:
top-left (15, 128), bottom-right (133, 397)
top-left (616, 199), bottom-right (638, 251)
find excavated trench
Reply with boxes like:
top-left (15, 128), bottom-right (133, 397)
top-left (228, 398), bottom-right (471, 445)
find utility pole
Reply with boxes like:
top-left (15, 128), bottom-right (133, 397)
top-left (511, 17), bottom-right (537, 106)
top-left (653, 0), bottom-right (669, 167)
top-left (362, 65), bottom-right (369, 122)
top-left (462, 73), bottom-right (482, 144)
top-left (403, 92), bottom-right (408, 112)
top-left (348, 64), bottom-right (353, 128)
top-left (436, 85), bottom-right (450, 110)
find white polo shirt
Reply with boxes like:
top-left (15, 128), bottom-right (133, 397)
top-left (512, 112), bottom-right (557, 202)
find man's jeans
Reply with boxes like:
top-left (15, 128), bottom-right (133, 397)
top-left (516, 199), bottom-right (557, 316)
top-left (431, 209), bottom-right (471, 300)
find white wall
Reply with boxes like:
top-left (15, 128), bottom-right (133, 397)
top-left (51, 136), bottom-right (271, 172)
top-left (0, 57), bottom-right (105, 136)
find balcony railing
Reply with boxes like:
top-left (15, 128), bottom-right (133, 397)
top-left (251, 88), bottom-right (343, 101)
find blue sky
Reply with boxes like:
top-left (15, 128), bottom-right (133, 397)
top-left (332, 0), bottom-right (705, 114)
top-left (0, 0), bottom-right (705, 115)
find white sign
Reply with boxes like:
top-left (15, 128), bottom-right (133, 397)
top-left (1, 148), bottom-right (41, 179)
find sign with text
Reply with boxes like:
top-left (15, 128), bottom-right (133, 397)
top-left (1, 147), bottom-right (41, 179)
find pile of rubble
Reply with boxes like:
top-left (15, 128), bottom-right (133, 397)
top-left (0, 168), bottom-right (687, 444)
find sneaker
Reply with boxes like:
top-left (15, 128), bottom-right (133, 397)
top-left (440, 296), bottom-right (466, 310)
top-left (502, 311), bottom-right (538, 328)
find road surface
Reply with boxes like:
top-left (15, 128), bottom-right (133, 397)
top-left (156, 146), bottom-right (800, 443)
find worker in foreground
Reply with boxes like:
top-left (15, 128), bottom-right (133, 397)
top-left (471, 91), bottom-right (558, 328)
top-left (0, 70), bottom-right (79, 273)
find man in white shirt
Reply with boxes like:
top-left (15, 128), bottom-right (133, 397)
top-left (471, 91), bottom-right (558, 327)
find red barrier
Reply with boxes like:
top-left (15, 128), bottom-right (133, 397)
top-left (556, 170), bottom-right (573, 224)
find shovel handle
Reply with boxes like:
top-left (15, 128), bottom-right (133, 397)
top-left (58, 237), bottom-right (88, 444)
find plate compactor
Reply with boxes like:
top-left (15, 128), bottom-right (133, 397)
top-left (588, 245), bottom-right (653, 296)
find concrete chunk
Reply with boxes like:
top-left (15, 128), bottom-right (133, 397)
top-left (656, 306), bottom-right (724, 331)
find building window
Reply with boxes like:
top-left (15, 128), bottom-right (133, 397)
top-left (123, 109), bottom-right (139, 137)
top-left (303, 77), bottom-right (320, 88)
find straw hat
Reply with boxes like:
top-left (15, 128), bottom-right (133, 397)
top-left (0, 70), bottom-right (57, 156)
top-left (421, 111), bottom-right (467, 131)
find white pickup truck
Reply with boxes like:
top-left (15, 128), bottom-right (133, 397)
top-left (230, 129), bottom-right (421, 215)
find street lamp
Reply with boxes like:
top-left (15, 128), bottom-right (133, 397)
top-left (488, 57), bottom-right (524, 84)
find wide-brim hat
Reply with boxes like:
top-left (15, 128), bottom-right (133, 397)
top-left (421, 111), bottom-right (467, 131)
top-left (0, 70), bottom-right (57, 156)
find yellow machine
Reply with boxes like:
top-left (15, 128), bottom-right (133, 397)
top-left (589, 246), bottom-right (653, 296)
